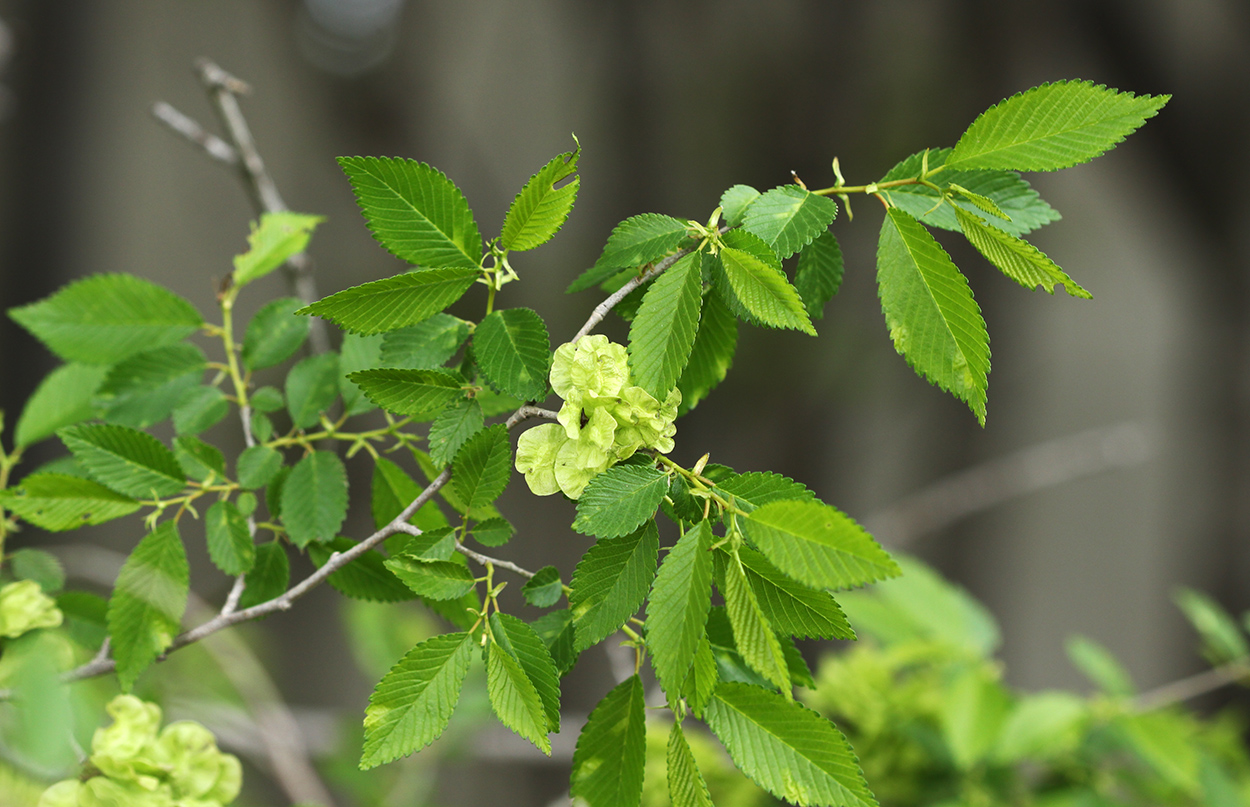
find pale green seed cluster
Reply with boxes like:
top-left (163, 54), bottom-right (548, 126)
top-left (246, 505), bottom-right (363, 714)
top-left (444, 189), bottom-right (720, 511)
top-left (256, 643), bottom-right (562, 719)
top-left (38, 695), bottom-right (242, 807)
top-left (516, 335), bottom-right (680, 499)
top-left (0, 580), bottom-right (62, 639)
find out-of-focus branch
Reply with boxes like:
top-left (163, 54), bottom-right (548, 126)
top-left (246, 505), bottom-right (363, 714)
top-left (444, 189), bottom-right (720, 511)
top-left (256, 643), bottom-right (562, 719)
top-left (151, 102), bottom-right (238, 166)
top-left (1134, 659), bottom-right (1250, 712)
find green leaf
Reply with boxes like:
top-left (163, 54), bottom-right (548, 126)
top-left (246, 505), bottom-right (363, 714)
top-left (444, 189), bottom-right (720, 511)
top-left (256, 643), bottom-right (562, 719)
top-left (646, 521), bottom-right (714, 698)
top-left (412, 447), bottom-right (501, 521)
top-left (309, 536), bottom-right (416, 602)
top-left (706, 606), bottom-right (774, 690)
top-left (948, 183), bottom-right (1012, 221)
top-left (676, 292), bottom-right (736, 416)
top-left (393, 527), bottom-right (458, 562)
top-left (348, 368), bottom-right (466, 419)
top-left (522, 566), bottom-right (564, 608)
top-left (9, 274), bottom-right (202, 365)
top-left (722, 551), bottom-right (791, 695)
top-left (300, 267), bottom-right (481, 336)
top-left (877, 207), bottom-right (990, 424)
top-left (795, 231), bottom-right (844, 320)
top-left (715, 470), bottom-right (814, 513)
top-left (573, 464), bottom-right (669, 538)
top-left (1118, 710), bottom-right (1202, 795)
top-left (451, 424), bottom-right (511, 514)
top-left (705, 682), bottom-right (875, 807)
top-left (470, 516), bottom-right (514, 548)
top-left (743, 499), bottom-right (899, 591)
top-left (667, 722), bottom-right (714, 807)
top-left (204, 500), bottom-right (255, 576)
top-left (1173, 587), bottom-right (1249, 664)
top-left (571, 676), bottom-right (647, 807)
top-left (993, 691), bottom-right (1086, 763)
top-left (0, 474), bottom-right (139, 532)
top-left (486, 640), bottom-right (552, 753)
top-left (736, 546), bottom-right (854, 640)
top-left (940, 666), bottom-right (1011, 769)
top-left (501, 145), bottom-right (580, 252)
top-left (96, 343), bottom-right (206, 429)
top-left (682, 634), bottom-right (718, 716)
top-left (285, 352), bottom-right (341, 429)
top-left (173, 435), bottom-right (226, 483)
top-left (427, 398), bottom-right (484, 467)
top-left (10, 549), bottom-right (65, 593)
top-left (720, 184), bottom-right (761, 227)
top-left (14, 363), bottom-right (107, 448)
top-left (384, 554), bottom-right (475, 600)
top-left (59, 423), bottom-right (185, 498)
top-left (379, 313), bottom-right (470, 369)
top-left (490, 613), bottom-right (561, 732)
top-left (474, 308), bottom-right (551, 401)
top-left (107, 521), bottom-right (189, 691)
top-left (236, 445), bottom-right (283, 490)
top-left (568, 214), bottom-right (690, 293)
top-left (946, 80), bottom-right (1169, 171)
top-left (281, 451), bottom-right (348, 547)
top-left (1065, 635), bottom-right (1135, 696)
top-left (371, 456), bottom-right (451, 533)
top-left (338, 332), bottom-right (385, 416)
top-left (718, 244), bottom-right (815, 335)
top-left (172, 386), bottom-right (228, 436)
top-left (250, 385), bottom-right (284, 413)
top-left (954, 206), bottom-right (1091, 298)
top-left (239, 542), bottom-right (289, 610)
top-left (570, 521), bottom-right (659, 652)
top-left (741, 185), bottom-right (838, 259)
top-left (232, 212), bottom-right (323, 286)
top-left (628, 251), bottom-right (704, 400)
top-left (361, 631), bottom-right (475, 769)
top-left (532, 609), bottom-right (579, 676)
top-left (880, 149), bottom-right (1059, 237)
top-left (241, 297), bottom-right (311, 370)
top-left (339, 156), bottom-right (483, 267)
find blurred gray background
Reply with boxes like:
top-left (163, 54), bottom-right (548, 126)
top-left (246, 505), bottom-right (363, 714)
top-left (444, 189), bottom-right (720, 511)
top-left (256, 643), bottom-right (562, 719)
top-left (0, 1), bottom-right (1248, 805)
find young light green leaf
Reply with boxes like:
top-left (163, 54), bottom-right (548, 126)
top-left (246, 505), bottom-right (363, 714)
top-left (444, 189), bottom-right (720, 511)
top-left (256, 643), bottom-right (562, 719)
top-left (474, 308), bottom-right (551, 401)
top-left (349, 368), bottom-right (466, 419)
top-left (954, 206), bottom-right (1091, 298)
top-left (1065, 635), bottom-right (1135, 696)
top-left (705, 682), bottom-right (875, 807)
top-left (736, 546), bottom-right (854, 640)
top-left (487, 641), bottom-right (552, 754)
top-left (96, 343), bottom-right (206, 429)
top-left (0, 473), bottom-right (139, 531)
top-left (108, 521), bottom-right (189, 691)
top-left (743, 499), bottom-right (899, 591)
top-left (204, 501), bottom-right (255, 576)
top-left (14, 363), bottom-right (107, 448)
top-left (718, 245), bottom-right (815, 335)
top-left (570, 521), bottom-right (659, 652)
top-left (741, 185), bottom-right (838, 260)
top-left (281, 451), bottom-right (348, 547)
top-left (531, 609), bottom-right (579, 676)
top-left (427, 398), bottom-right (484, 467)
top-left (946, 80), bottom-right (1169, 171)
top-left (501, 145), bottom-right (580, 252)
top-left (9, 274), bottom-right (202, 365)
top-left (646, 521), bottom-right (714, 698)
top-left (1173, 588), bottom-right (1248, 664)
top-left (173, 435), bottom-right (226, 483)
top-left (470, 516), bottom-right (514, 548)
top-left (232, 212), bottom-right (324, 286)
top-left (628, 251), bottom-right (704, 400)
top-left (378, 315), bottom-right (467, 371)
top-left (722, 551), bottom-right (791, 696)
top-left (490, 613), bottom-right (561, 732)
top-left (568, 213), bottom-right (690, 293)
top-left (338, 332), bottom-right (385, 416)
top-left (299, 267), bottom-right (480, 336)
top-left (384, 555), bottom-right (475, 601)
top-left (309, 537), bottom-right (416, 602)
top-left (795, 231), bottom-right (844, 320)
top-left (573, 464), bottom-right (669, 539)
top-left (59, 423), bottom-right (185, 499)
top-left (948, 183), bottom-right (1011, 221)
top-left (676, 291), bottom-right (736, 416)
top-left (720, 184), bottom-right (761, 227)
top-left (172, 386), bottom-right (228, 436)
top-left (1118, 710), bottom-right (1202, 795)
top-left (239, 542), bottom-right (289, 610)
top-left (370, 456), bottom-right (451, 533)
top-left (570, 676), bottom-right (647, 807)
top-left (877, 207), bottom-right (990, 424)
top-left (285, 352), bottom-right (341, 429)
top-left (451, 424), bottom-right (511, 514)
top-left (338, 156), bottom-right (482, 267)
top-left (241, 297), bottom-right (311, 370)
top-left (236, 445), bottom-right (283, 490)
top-left (667, 722), bottom-right (714, 807)
top-left (522, 566), bottom-right (563, 608)
top-left (361, 631), bottom-right (475, 769)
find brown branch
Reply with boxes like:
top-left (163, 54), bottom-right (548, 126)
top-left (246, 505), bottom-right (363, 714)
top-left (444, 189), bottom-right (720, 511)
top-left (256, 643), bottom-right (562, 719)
top-left (1134, 660), bottom-right (1250, 712)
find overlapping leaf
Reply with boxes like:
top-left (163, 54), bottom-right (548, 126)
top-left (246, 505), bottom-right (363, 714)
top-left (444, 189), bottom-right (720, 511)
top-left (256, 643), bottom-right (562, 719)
top-left (646, 521), bottom-right (714, 697)
top-left (236, 445), bottom-right (283, 490)
top-left (954, 207), bottom-right (1091, 298)
top-left (667, 722), bottom-right (714, 807)
top-left (570, 521), bottom-right (659, 651)
top-left (370, 456), bottom-right (451, 533)
top-left (628, 251), bottom-right (704, 400)
top-left (743, 499), bottom-right (899, 591)
top-left (568, 214), bottom-right (690, 293)
top-left (487, 642), bottom-right (551, 754)
top-left (736, 546), bottom-right (854, 640)
top-left (474, 308), bottom-right (550, 401)
top-left (385, 554), bottom-right (475, 601)
top-left (676, 292), bottom-right (736, 415)
top-left (285, 352), bottom-right (341, 429)
top-left (451, 424), bottom-right (511, 514)
top-left (522, 566), bottom-right (563, 608)
top-left (720, 184), bottom-right (761, 227)
top-left (717, 240), bottom-right (815, 335)
top-left (299, 268), bottom-right (480, 335)
top-left (501, 145), bottom-right (580, 252)
top-left (107, 521), bottom-right (189, 691)
top-left (95, 343), bottom-right (206, 428)
top-left (242, 297), bottom-right (312, 370)
top-left (741, 185), bottom-right (838, 259)
top-left (0, 473), bottom-right (139, 531)
top-left (379, 313), bottom-right (470, 369)
top-left (573, 464), bottom-right (670, 538)
top-left (205, 501), bottom-right (254, 576)
top-left (172, 386), bottom-right (228, 436)
top-left (338, 332), bottom-right (385, 416)
top-left (795, 231), bottom-right (844, 320)
top-left (570, 676), bottom-right (647, 807)
top-left (427, 399), bottom-right (484, 467)
top-left (491, 612), bottom-right (562, 733)
top-left (281, 451), bottom-right (348, 547)
top-left (174, 436), bottom-right (226, 483)
top-left (715, 471), bottom-right (814, 513)
top-left (309, 537), bottom-right (415, 602)
top-left (59, 423), bottom-right (185, 499)
top-left (14, 364), bottom-right (107, 448)
top-left (349, 368), bottom-right (466, 419)
top-left (722, 553), bottom-right (791, 695)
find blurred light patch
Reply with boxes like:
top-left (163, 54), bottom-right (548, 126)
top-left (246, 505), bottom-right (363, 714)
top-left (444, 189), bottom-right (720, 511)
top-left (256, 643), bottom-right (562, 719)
top-left (296, 0), bottom-right (407, 77)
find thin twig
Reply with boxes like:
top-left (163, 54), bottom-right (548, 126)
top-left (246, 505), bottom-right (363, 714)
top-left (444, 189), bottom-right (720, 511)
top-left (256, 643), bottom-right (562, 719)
top-left (505, 406), bottom-right (559, 429)
top-left (455, 542), bottom-right (536, 579)
top-left (151, 101), bottom-right (239, 166)
top-left (220, 573), bottom-right (246, 617)
top-left (1134, 660), bottom-right (1250, 712)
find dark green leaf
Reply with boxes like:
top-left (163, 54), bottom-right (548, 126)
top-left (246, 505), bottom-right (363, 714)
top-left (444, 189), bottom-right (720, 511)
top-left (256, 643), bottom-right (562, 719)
top-left (573, 464), bottom-right (669, 538)
top-left (173, 435), bottom-right (225, 484)
top-left (0, 473), bottom-right (139, 531)
top-left (385, 554), bottom-right (475, 600)
top-left (348, 368), bottom-right (466, 419)
top-left (309, 537), bottom-right (416, 602)
top-left (96, 343), bottom-right (206, 429)
top-left (570, 676), bottom-right (647, 807)
top-left (676, 291), bottom-right (736, 416)
top-left (285, 352), bottom-right (341, 429)
top-left (250, 411), bottom-right (274, 443)
top-left (250, 385), bottom-right (284, 412)
top-left (628, 251), bottom-right (703, 400)
top-left (339, 332), bottom-right (385, 416)
top-left (522, 566), bottom-right (563, 608)
top-left (531, 608), bottom-right (579, 676)
top-left (241, 297), bottom-right (311, 371)
top-left (568, 214), bottom-right (690, 293)
top-left (741, 185), bottom-right (838, 259)
top-left (470, 516), bottom-right (514, 548)
top-left (795, 231), bottom-right (844, 320)
top-left (239, 542), bottom-right (289, 610)
top-left (300, 267), bottom-right (480, 336)
top-left (379, 314), bottom-right (470, 369)
top-left (570, 521), bottom-right (659, 651)
top-left (412, 447), bottom-right (500, 521)
top-left (108, 521), bottom-right (189, 691)
top-left (474, 308), bottom-right (551, 401)
top-left (451, 424), bottom-right (512, 514)
top-left (204, 500), bottom-right (255, 576)
top-left (501, 145), bottom-right (580, 252)
top-left (60, 423), bottom-right (185, 499)
top-left (172, 386), bottom-right (228, 436)
top-left (236, 445), bottom-right (283, 490)
top-left (646, 521), bottom-right (714, 698)
top-left (428, 398), bottom-right (484, 467)
top-left (281, 451), bottom-right (348, 547)
top-left (14, 363), bottom-right (107, 448)
top-left (370, 456), bottom-right (451, 533)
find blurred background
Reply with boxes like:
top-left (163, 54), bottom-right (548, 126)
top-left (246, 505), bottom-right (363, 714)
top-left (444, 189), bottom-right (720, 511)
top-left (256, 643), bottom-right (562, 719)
top-left (0, 1), bottom-right (1248, 805)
